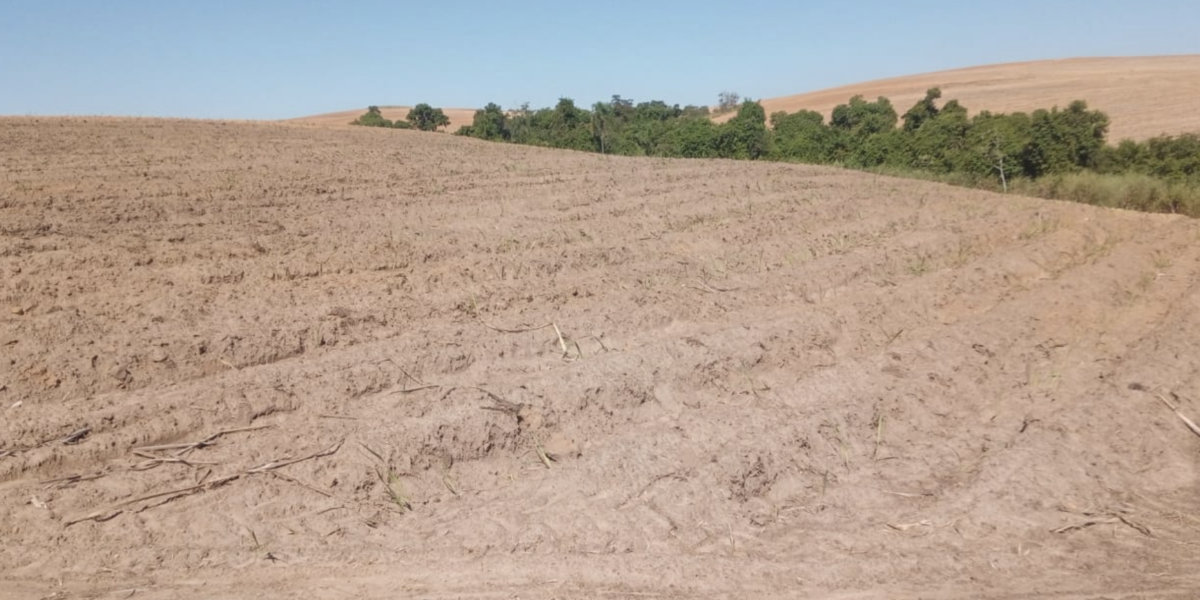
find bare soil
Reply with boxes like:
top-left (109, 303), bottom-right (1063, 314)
top-left (719, 55), bottom-right (1200, 142)
top-left (2, 117), bottom-right (1199, 599)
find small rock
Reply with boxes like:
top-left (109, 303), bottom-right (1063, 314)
top-left (109, 366), bottom-right (130, 382)
top-left (517, 404), bottom-right (544, 431)
top-left (542, 432), bottom-right (581, 461)
top-left (149, 347), bottom-right (169, 363)
top-left (10, 307), bottom-right (24, 316)
top-left (394, 454), bottom-right (413, 475)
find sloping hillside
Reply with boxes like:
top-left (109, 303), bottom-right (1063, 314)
top-left (724, 55), bottom-right (1200, 141)
top-left (2, 118), bottom-right (1199, 599)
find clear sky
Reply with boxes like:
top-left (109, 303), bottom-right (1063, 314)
top-left (1, 1), bottom-right (1197, 120)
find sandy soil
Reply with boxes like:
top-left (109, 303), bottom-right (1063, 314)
top-left (287, 106), bottom-right (477, 132)
top-left (2, 117), bottom-right (1200, 599)
top-left (718, 56), bottom-right (1200, 142)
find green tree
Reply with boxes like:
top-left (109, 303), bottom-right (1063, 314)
top-left (831, 95), bottom-right (898, 136)
top-left (901, 88), bottom-right (943, 132)
top-left (461, 102), bottom-right (509, 141)
top-left (407, 103), bottom-right (451, 132)
top-left (1141, 134), bottom-right (1200, 180)
top-left (591, 101), bottom-right (615, 153)
top-left (351, 106), bottom-right (394, 128)
top-left (661, 117), bottom-right (719, 158)
top-left (963, 111), bottom-right (1033, 186)
top-left (546, 98), bottom-right (595, 151)
top-left (769, 109), bottom-right (834, 163)
top-left (829, 96), bottom-right (898, 165)
top-left (632, 100), bottom-right (680, 122)
top-left (902, 100), bottom-right (970, 172)
top-left (1023, 101), bottom-right (1109, 176)
top-left (610, 95), bottom-right (636, 120)
top-left (717, 91), bottom-right (741, 114)
top-left (717, 100), bottom-right (770, 160)
top-left (506, 102), bottom-right (535, 144)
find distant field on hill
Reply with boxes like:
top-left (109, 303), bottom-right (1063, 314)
top-left (288, 57), bottom-right (1200, 143)
top-left (288, 57), bottom-right (1199, 142)
top-left (723, 55), bottom-right (1200, 141)
top-left (287, 105), bottom-right (476, 131)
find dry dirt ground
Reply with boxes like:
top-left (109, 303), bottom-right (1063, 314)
top-left (2, 118), bottom-right (1200, 599)
top-left (287, 106), bottom-right (477, 132)
top-left (719, 55), bottom-right (1200, 142)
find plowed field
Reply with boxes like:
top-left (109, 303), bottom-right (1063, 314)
top-left (2, 118), bottom-right (1199, 599)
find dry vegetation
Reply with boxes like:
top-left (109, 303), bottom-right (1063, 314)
top-left (2, 118), bottom-right (1200, 599)
top-left (721, 55), bottom-right (1200, 141)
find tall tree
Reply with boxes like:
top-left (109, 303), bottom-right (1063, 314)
top-left (717, 91), bottom-right (741, 113)
top-left (902, 88), bottom-right (943, 132)
top-left (769, 109), bottom-right (833, 163)
top-left (463, 103), bottom-right (510, 141)
top-left (350, 106), bottom-right (394, 128)
top-left (407, 104), bottom-right (451, 132)
top-left (717, 100), bottom-right (770, 160)
top-left (1023, 101), bottom-right (1109, 176)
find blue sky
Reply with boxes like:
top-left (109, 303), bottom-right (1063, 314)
top-left (1, 1), bottom-right (1197, 119)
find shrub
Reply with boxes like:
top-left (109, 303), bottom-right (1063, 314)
top-left (351, 106), bottom-right (393, 128)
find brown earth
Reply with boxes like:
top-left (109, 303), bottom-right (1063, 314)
top-left (718, 55), bottom-right (1200, 142)
top-left (287, 105), bottom-right (477, 132)
top-left (2, 117), bottom-right (1200, 599)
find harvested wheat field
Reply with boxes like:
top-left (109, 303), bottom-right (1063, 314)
top-left (726, 55), bottom-right (1200, 142)
top-left (2, 117), bottom-right (1200, 599)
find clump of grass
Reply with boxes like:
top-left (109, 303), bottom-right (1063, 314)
top-left (861, 166), bottom-right (1200, 218)
top-left (1013, 172), bottom-right (1200, 217)
top-left (906, 252), bottom-right (931, 276)
top-left (361, 444), bottom-right (412, 513)
top-left (379, 468), bottom-right (412, 512)
top-left (864, 165), bottom-right (985, 190)
top-left (1018, 214), bottom-right (1060, 240)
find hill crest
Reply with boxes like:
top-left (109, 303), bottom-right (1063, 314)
top-left (724, 55), bottom-right (1200, 141)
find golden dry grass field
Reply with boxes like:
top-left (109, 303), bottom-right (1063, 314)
top-left (719, 55), bottom-right (1200, 141)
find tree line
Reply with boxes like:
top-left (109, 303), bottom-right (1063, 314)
top-left (351, 104), bottom-right (450, 131)
top-left (352, 91), bottom-right (1200, 215)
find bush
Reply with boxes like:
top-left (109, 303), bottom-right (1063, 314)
top-left (351, 106), bottom-right (392, 128)
top-left (459, 103), bottom-right (509, 141)
top-left (716, 100), bottom-right (769, 160)
top-left (350, 106), bottom-right (411, 129)
top-left (661, 117), bottom-right (719, 158)
top-left (769, 110), bottom-right (832, 163)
